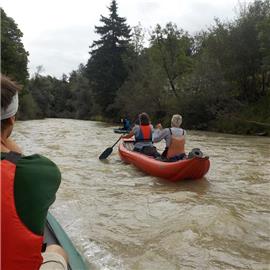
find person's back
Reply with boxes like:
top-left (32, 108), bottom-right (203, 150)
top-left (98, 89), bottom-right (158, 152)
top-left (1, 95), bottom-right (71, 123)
top-left (166, 127), bottom-right (185, 159)
top-left (122, 113), bottom-right (160, 158)
top-left (1, 75), bottom-right (67, 270)
top-left (1, 152), bottom-right (61, 270)
top-left (154, 114), bottom-right (186, 160)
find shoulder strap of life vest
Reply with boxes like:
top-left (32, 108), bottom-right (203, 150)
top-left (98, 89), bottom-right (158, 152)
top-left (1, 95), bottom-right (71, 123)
top-left (167, 129), bottom-right (185, 158)
top-left (169, 128), bottom-right (186, 136)
top-left (3, 151), bottom-right (22, 164)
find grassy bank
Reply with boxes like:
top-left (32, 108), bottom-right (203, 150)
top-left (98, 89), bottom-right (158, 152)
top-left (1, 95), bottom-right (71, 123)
top-left (210, 94), bottom-right (270, 136)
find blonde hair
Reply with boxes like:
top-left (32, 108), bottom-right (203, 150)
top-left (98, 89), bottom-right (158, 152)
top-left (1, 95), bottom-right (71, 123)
top-left (171, 114), bottom-right (182, 127)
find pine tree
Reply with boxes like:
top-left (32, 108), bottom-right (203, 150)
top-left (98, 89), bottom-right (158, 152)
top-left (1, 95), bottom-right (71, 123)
top-left (86, 0), bottom-right (131, 117)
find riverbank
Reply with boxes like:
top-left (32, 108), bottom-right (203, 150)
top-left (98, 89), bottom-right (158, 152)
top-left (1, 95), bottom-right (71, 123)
top-left (209, 94), bottom-right (270, 136)
top-left (89, 103), bottom-right (270, 137)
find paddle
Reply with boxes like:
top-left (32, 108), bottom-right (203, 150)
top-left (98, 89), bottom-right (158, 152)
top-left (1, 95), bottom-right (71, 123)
top-left (99, 115), bottom-right (138, 160)
top-left (99, 136), bottom-right (122, 160)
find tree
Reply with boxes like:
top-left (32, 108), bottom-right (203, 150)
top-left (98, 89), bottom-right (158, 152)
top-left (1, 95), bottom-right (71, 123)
top-left (28, 74), bottom-right (55, 118)
top-left (131, 23), bottom-right (146, 56)
top-left (256, 1), bottom-right (270, 95)
top-left (114, 49), bottom-right (169, 121)
top-left (150, 23), bottom-right (194, 98)
top-left (1, 8), bottom-right (29, 84)
top-left (114, 23), bottom-right (195, 123)
top-left (69, 64), bottom-right (93, 119)
top-left (0, 8), bottom-right (37, 120)
top-left (200, 0), bottom-right (270, 102)
top-left (86, 0), bottom-right (131, 117)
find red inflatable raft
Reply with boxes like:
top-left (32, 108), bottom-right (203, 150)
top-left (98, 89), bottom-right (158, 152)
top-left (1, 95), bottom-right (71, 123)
top-left (118, 140), bottom-right (210, 182)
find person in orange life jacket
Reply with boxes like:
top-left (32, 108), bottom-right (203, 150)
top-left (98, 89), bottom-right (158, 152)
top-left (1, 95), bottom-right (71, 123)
top-left (121, 112), bottom-right (160, 158)
top-left (153, 114), bottom-right (186, 161)
top-left (0, 75), bottom-right (68, 270)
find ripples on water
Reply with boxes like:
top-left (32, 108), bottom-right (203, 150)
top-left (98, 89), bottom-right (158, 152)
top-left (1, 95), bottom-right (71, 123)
top-left (13, 119), bottom-right (270, 270)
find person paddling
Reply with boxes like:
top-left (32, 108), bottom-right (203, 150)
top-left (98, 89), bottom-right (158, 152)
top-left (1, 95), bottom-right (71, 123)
top-left (153, 114), bottom-right (186, 161)
top-left (121, 112), bottom-right (160, 158)
top-left (1, 74), bottom-right (68, 270)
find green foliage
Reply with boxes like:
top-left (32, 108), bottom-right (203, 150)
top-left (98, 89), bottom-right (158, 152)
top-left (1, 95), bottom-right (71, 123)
top-left (8, 0), bottom-right (268, 136)
top-left (1, 8), bottom-right (29, 84)
top-left (1, 8), bottom-right (34, 119)
top-left (167, 0), bottom-right (270, 133)
top-left (130, 23), bottom-right (146, 55)
top-left (213, 93), bottom-right (270, 135)
top-left (197, 0), bottom-right (270, 102)
top-left (150, 23), bottom-right (194, 98)
top-left (114, 23), bottom-right (194, 123)
top-left (114, 49), bottom-right (169, 121)
top-left (69, 65), bottom-right (93, 119)
top-left (26, 65), bottom-right (92, 119)
top-left (86, 0), bottom-right (132, 116)
top-left (28, 75), bottom-right (55, 117)
top-left (17, 92), bottom-right (41, 120)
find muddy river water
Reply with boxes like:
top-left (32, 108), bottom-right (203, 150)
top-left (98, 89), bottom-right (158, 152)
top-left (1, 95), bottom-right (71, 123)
top-left (13, 118), bottom-right (270, 270)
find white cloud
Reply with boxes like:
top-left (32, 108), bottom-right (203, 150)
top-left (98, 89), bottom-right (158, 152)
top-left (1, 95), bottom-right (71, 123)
top-left (1, 0), bottom-right (254, 78)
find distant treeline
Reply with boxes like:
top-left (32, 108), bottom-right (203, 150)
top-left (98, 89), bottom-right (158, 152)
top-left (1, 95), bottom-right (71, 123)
top-left (1, 0), bottom-right (270, 135)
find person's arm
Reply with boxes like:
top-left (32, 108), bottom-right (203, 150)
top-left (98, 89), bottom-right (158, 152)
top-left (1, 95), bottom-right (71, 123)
top-left (122, 125), bottom-right (137, 139)
top-left (121, 130), bottom-right (135, 139)
top-left (153, 128), bottom-right (169, 143)
top-left (155, 123), bottom-right (163, 129)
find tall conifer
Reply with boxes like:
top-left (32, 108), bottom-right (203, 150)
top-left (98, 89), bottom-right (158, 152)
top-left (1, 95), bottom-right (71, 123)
top-left (86, 0), bottom-right (131, 116)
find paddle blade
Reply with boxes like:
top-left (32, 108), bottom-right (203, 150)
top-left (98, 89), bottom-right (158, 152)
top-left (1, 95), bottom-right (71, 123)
top-left (99, 147), bottom-right (113, 160)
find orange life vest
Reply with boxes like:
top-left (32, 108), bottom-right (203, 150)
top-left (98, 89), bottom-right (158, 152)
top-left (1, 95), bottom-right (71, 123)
top-left (166, 129), bottom-right (185, 158)
top-left (135, 125), bottom-right (152, 142)
top-left (1, 152), bottom-right (43, 270)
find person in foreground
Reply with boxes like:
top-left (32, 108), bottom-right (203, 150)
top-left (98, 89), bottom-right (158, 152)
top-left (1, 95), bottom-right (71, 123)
top-left (154, 114), bottom-right (186, 161)
top-left (121, 112), bottom-right (160, 158)
top-left (0, 74), bottom-right (68, 270)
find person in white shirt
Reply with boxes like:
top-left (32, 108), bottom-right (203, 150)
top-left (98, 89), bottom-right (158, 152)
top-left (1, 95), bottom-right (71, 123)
top-left (153, 114), bottom-right (186, 161)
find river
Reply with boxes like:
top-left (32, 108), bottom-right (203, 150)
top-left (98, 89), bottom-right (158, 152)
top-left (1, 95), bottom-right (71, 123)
top-left (13, 118), bottom-right (270, 270)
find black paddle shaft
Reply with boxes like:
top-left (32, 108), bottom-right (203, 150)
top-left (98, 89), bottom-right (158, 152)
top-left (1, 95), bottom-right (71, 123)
top-left (111, 137), bottom-right (122, 148)
top-left (99, 115), bottom-right (137, 160)
top-left (99, 136), bottom-right (122, 160)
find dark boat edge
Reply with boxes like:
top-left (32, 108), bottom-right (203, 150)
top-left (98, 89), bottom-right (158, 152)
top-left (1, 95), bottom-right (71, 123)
top-left (44, 212), bottom-right (88, 270)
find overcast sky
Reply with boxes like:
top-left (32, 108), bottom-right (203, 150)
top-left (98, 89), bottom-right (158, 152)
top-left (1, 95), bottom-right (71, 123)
top-left (1, 0), bottom-right (254, 78)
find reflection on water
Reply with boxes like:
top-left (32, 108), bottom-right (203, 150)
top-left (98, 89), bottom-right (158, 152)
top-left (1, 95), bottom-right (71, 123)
top-left (13, 119), bottom-right (270, 270)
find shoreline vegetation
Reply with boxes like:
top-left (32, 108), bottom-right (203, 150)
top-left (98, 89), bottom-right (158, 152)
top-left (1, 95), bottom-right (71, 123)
top-left (1, 0), bottom-right (269, 137)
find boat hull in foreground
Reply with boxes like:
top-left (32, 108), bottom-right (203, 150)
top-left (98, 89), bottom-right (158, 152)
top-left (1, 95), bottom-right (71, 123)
top-left (45, 212), bottom-right (88, 270)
